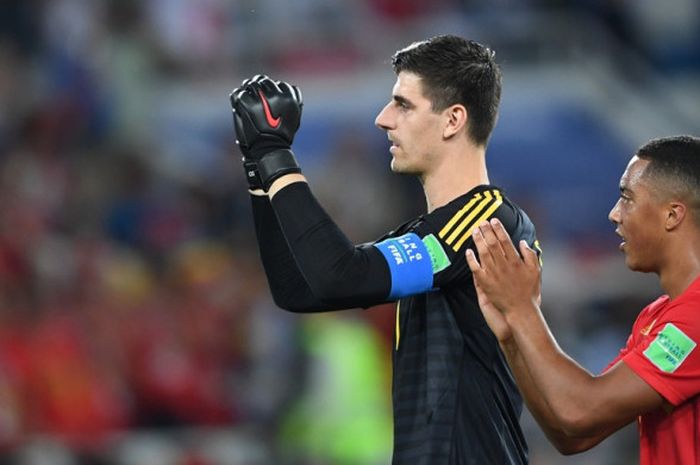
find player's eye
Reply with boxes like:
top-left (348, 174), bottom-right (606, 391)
top-left (393, 99), bottom-right (410, 110)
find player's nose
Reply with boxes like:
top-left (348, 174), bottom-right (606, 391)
top-left (608, 199), bottom-right (621, 224)
top-left (375, 103), bottom-right (393, 131)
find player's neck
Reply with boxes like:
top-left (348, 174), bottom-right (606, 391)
top-left (659, 238), bottom-right (700, 300)
top-left (421, 145), bottom-right (489, 213)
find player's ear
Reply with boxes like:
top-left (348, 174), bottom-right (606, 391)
top-left (443, 104), bottom-right (467, 139)
top-left (665, 201), bottom-right (687, 231)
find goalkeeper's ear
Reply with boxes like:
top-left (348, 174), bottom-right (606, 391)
top-left (443, 104), bottom-right (468, 140)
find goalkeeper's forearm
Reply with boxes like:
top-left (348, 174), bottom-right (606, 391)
top-left (251, 192), bottom-right (328, 312)
top-left (267, 176), bottom-right (392, 308)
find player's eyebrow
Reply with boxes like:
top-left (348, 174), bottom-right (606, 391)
top-left (393, 95), bottom-right (413, 108)
top-left (619, 183), bottom-right (633, 196)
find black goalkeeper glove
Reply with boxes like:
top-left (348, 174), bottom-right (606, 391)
top-left (230, 75), bottom-right (303, 191)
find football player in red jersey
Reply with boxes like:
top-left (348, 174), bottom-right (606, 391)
top-left (467, 135), bottom-right (700, 465)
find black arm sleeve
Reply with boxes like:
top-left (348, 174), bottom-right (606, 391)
top-left (269, 182), bottom-right (392, 309)
top-left (251, 194), bottom-right (328, 312)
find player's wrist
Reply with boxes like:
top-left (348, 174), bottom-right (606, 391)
top-left (268, 173), bottom-right (307, 199)
top-left (247, 138), bottom-right (292, 161)
top-left (503, 301), bottom-right (539, 329)
top-left (257, 148), bottom-right (302, 191)
top-left (498, 335), bottom-right (519, 354)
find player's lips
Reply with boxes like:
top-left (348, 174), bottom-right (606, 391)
top-left (388, 137), bottom-right (399, 154)
top-left (615, 229), bottom-right (626, 251)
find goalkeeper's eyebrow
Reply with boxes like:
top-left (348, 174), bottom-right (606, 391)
top-left (393, 95), bottom-right (414, 109)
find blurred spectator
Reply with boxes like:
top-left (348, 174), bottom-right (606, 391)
top-left (278, 312), bottom-right (392, 465)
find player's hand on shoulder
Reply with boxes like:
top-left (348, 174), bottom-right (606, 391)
top-left (465, 218), bottom-right (541, 317)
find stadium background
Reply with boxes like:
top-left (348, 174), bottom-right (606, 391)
top-left (0, 1), bottom-right (698, 464)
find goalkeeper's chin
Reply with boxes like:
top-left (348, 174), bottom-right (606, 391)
top-left (390, 158), bottom-right (421, 176)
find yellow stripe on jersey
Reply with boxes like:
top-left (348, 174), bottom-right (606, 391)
top-left (438, 193), bottom-right (482, 239)
top-left (444, 190), bottom-right (494, 246)
top-left (451, 190), bottom-right (503, 251)
top-left (395, 301), bottom-right (401, 351)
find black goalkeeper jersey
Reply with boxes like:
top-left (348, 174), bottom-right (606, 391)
top-left (252, 182), bottom-right (537, 465)
top-left (383, 185), bottom-right (534, 464)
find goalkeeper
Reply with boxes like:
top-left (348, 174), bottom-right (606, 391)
top-left (230, 35), bottom-right (540, 465)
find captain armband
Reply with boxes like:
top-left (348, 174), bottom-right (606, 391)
top-left (373, 233), bottom-right (435, 299)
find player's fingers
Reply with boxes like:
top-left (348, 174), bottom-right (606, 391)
top-left (476, 221), bottom-right (507, 260)
top-left (489, 218), bottom-right (520, 263)
top-left (250, 74), bottom-right (268, 84)
top-left (277, 80), bottom-right (292, 95)
top-left (230, 91), bottom-right (245, 111)
top-left (467, 251), bottom-right (492, 307)
top-left (231, 89), bottom-right (255, 114)
top-left (231, 87), bottom-right (244, 102)
top-left (235, 82), bottom-right (259, 100)
top-left (465, 248), bottom-right (482, 273)
top-left (293, 85), bottom-right (303, 106)
top-left (277, 81), bottom-right (297, 102)
top-left (240, 76), bottom-right (267, 98)
top-left (471, 275), bottom-right (489, 308)
top-left (278, 81), bottom-right (303, 106)
top-left (519, 241), bottom-right (540, 270)
top-left (230, 86), bottom-right (254, 105)
top-left (471, 226), bottom-right (496, 271)
top-left (259, 77), bottom-right (282, 96)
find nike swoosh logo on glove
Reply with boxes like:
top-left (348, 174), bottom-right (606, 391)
top-left (258, 90), bottom-right (281, 129)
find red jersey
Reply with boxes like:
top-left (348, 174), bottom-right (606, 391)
top-left (606, 276), bottom-right (700, 465)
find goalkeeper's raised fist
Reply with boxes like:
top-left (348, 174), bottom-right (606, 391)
top-left (230, 75), bottom-right (303, 191)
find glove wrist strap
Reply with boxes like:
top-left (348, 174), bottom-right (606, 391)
top-left (242, 158), bottom-right (263, 191)
top-left (257, 149), bottom-right (302, 191)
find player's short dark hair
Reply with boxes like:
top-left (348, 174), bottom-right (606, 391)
top-left (391, 35), bottom-right (502, 147)
top-left (637, 135), bottom-right (700, 223)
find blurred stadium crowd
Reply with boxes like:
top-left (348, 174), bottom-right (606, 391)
top-left (0, 1), bottom-right (698, 464)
